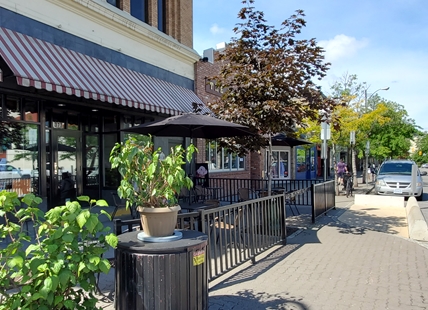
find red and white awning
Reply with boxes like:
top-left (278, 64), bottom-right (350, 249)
top-left (0, 27), bottom-right (206, 116)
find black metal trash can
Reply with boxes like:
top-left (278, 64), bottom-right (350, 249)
top-left (115, 230), bottom-right (208, 310)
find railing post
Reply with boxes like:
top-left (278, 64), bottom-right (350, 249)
top-left (311, 184), bottom-right (315, 223)
top-left (280, 192), bottom-right (287, 245)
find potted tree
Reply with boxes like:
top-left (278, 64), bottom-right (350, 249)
top-left (109, 134), bottom-right (196, 238)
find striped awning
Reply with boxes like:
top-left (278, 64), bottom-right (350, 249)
top-left (0, 27), bottom-right (206, 116)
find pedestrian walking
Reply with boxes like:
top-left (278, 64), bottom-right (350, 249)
top-left (371, 163), bottom-right (376, 182)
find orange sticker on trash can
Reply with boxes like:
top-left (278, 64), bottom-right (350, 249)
top-left (193, 250), bottom-right (205, 266)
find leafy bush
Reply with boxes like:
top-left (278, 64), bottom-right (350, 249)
top-left (109, 134), bottom-right (196, 209)
top-left (0, 191), bottom-right (118, 310)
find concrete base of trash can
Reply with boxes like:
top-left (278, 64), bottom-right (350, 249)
top-left (115, 230), bottom-right (208, 310)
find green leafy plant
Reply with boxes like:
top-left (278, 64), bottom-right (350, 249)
top-left (0, 191), bottom-right (118, 310)
top-left (109, 134), bottom-right (196, 209)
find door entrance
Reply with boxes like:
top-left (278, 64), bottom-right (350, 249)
top-left (48, 131), bottom-right (81, 208)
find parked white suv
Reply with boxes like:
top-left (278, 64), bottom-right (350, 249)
top-left (0, 164), bottom-right (22, 179)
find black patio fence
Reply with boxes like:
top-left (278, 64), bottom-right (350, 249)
top-left (198, 193), bottom-right (286, 282)
top-left (112, 193), bottom-right (287, 282)
top-left (311, 180), bottom-right (335, 223)
top-left (205, 177), bottom-right (323, 205)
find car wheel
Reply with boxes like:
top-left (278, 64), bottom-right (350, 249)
top-left (417, 191), bottom-right (423, 201)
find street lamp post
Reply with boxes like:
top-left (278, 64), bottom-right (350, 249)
top-left (364, 86), bottom-right (389, 183)
top-left (364, 87), bottom-right (389, 111)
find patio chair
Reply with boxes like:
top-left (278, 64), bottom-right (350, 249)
top-left (213, 207), bottom-right (244, 246)
top-left (238, 188), bottom-right (257, 201)
top-left (194, 185), bottom-right (212, 202)
top-left (178, 186), bottom-right (197, 204)
top-left (111, 192), bottom-right (138, 219)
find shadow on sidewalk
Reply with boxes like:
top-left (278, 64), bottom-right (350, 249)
top-left (209, 290), bottom-right (309, 310)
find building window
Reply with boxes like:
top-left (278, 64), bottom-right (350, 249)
top-left (266, 150), bottom-right (289, 178)
top-left (206, 140), bottom-right (245, 172)
top-left (158, 0), bottom-right (166, 32)
top-left (296, 148), bottom-right (307, 173)
top-left (205, 78), bottom-right (226, 96)
top-left (106, 0), bottom-right (119, 8)
top-left (131, 0), bottom-right (148, 23)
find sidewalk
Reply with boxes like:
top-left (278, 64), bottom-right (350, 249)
top-left (96, 181), bottom-right (428, 310)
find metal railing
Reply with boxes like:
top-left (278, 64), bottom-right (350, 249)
top-left (114, 192), bottom-right (291, 282)
top-left (205, 177), bottom-right (323, 205)
top-left (311, 180), bottom-right (335, 223)
top-left (198, 194), bottom-right (286, 281)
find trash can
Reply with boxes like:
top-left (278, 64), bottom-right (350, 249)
top-left (115, 230), bottom-right (208, 310)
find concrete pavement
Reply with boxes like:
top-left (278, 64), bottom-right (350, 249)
top-left (96, 182), bottom-right (428, 310)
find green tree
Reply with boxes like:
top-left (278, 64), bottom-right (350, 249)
top-left (208, 0), bottom-right (338, 191)
top-left (370, 101), bottom-right (419, 159)
top-left (413, 132), bottom-right (428, 165)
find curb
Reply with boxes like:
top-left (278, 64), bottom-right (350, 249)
top-left (406, 197), bottom-right (428, 242)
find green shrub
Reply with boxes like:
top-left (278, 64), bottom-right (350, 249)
top-left (0, 191), bottom-right (118, 310)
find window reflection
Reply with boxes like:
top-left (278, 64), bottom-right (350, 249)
top-left (6, 97), bottom-right (20, 120)
top-left (0, 122), bottom-right (40, 195)
top-left (267, 150), bottom-right (289, 178)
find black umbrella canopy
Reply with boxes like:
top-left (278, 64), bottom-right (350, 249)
top-left (271, 133), bottom-right (312, 147)
top-left (122, 113), bottom-right (255, 139)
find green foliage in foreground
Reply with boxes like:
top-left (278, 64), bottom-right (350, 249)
top-left (0, 192), bottom-right (118, 310)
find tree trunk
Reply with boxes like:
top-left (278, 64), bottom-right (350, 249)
top-left (351, 146), bottom-right (358, 187)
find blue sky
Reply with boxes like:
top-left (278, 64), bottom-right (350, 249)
top-left (193, 0), bottom-right (428, 132)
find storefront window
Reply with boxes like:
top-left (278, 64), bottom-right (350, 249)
top-left (23, 99), bottom-right (38, 122)
top-left (0, 122), bottom-right (40, 195)
top-left (103, 133), bottom-right (119, 188)
top-left (84, 135), bottom-right (99, 187)
top-left (267, 150), bottom-right (289, 178)
top-left (5, 97), bottom-right (20, 120)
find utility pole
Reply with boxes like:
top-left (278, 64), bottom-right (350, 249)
top-left (321, 121), bottom-right (330, 181)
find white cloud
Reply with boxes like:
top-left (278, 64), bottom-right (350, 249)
top-left (319, 34), bottom-right (369, 62)
top-left (209, 23), bottom-right (226, 35)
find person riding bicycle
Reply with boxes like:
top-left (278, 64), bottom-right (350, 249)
top-left (336, 158), bottom-right (347, 186)
top-left (343, 171), bottom-right (353, 197)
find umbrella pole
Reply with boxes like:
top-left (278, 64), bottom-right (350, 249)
top-left (268, 134), bottom-right (272, 196)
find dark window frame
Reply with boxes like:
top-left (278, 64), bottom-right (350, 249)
top-left (158, 0), bottom-right (166, 33)
top-left (131, 0), bottom-right (148, 23)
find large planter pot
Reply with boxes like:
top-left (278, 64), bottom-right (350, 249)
top-left (138, 205), bottom-right (181, 237)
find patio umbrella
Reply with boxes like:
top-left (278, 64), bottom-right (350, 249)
top-left (271, 133), bottom-right (312, 147)
top-left (121, 113), bottom-right (255, 139)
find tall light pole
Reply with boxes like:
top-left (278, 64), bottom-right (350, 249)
top-left (364, 86), bottom-right (389, 183)
top-left (364, 87), bottom-right (389, 111)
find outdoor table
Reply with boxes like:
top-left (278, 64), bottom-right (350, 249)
top-left (115, 230), bottom-right (208, 310)
top-left (180, 202), bottom-right (218, 212)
